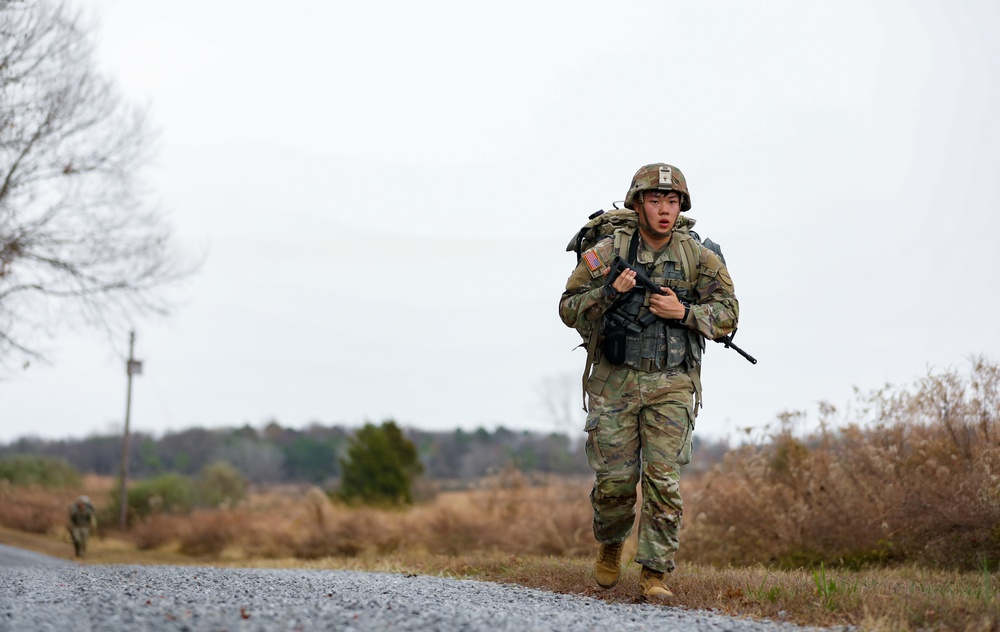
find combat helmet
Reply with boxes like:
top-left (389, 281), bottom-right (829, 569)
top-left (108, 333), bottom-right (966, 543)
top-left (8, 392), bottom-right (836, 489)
top-left (624, 163), bottom-right (691, 212)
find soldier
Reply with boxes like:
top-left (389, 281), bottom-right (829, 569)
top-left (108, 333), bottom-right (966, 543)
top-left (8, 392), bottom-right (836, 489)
top-left (68, 495), bottom-right (97, 558)
top-left (559, 163), bottom-right (739, 602)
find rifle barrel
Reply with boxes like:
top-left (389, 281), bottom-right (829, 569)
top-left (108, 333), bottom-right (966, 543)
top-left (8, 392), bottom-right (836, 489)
top-left (717, 335), bottom-right (757, 364)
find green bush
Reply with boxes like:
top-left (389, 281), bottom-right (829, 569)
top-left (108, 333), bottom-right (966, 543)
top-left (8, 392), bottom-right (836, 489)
top-left (111, 472), bottom-right (197, 526)
top-left (0, 455), bottom-right (81, 488)
top-left (197, 462), bottom-right (247, 508)
top-left (338, 420), bottom-right (423, 505)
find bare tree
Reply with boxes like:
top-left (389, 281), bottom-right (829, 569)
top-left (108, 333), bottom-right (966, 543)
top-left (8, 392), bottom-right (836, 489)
top-left (0, 0), bottom-right (193, 368)
top-left (214, 438), bottom-right (286, 485)
top-left (536, 372), bottom-right (586, 437)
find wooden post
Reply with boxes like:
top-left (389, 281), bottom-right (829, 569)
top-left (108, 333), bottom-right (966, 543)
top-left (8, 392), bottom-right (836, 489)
top-left (117, 331), bottom-right (137, 531)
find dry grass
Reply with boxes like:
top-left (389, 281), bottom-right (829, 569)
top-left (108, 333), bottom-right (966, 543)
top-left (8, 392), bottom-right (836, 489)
top-left (683, 358), bottom-right (1000, 572)
top-left (8, 517), bottom-right (993, 631)
top-left (2, 481), bottom-right (999, 630)
top-left (177, 509), bottom-right (243, 556)
top-left (130, 513), bottom-right (183, 550)
top-left (3, 360), bottom-right (1000, 629)
top-left (0, 476), bottom-right (111, 534)
top-left (158, 471), bottom-right (596, 562)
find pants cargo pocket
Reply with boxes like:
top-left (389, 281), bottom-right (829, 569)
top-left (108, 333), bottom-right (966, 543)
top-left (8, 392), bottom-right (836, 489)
top-left (585, 413), bottom-right (607, 472)
top-left (677, 407), bottom-right (694, 466)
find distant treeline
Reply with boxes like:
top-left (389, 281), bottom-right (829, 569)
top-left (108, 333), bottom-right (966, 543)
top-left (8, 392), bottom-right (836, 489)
top-left (0, 421), bottom-right (730, 485)
top-left (0, 422), bottom-right (585, 485)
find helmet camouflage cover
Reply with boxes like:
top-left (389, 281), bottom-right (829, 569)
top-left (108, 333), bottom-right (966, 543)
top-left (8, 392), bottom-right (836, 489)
top-left (624, 163), bottom-right (692, 212)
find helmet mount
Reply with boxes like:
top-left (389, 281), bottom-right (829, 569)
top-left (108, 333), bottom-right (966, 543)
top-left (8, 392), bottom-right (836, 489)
top-left (624, 163), bottom-right (691, 213)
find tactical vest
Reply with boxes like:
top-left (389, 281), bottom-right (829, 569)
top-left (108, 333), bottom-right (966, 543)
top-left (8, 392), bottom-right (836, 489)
top-left (70, 505), bottom-right (93, 527)
top-left (604, 228), bottom-right (704, 372)
top-left (581, 225), bottom-right (711, 414)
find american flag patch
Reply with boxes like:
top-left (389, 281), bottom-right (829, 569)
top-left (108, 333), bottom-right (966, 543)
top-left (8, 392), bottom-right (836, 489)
top-left (584, 250), bottom-right (603, 273)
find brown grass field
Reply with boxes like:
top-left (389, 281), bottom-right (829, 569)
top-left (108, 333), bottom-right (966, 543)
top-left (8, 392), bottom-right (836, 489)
top-left (3, 359), bottom-right (999, 631)
top-left (1, 470), bottom-right (998, 631)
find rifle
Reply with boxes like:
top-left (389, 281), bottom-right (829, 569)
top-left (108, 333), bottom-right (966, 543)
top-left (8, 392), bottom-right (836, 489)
top-left (606, 256), bottom-right (758, 365)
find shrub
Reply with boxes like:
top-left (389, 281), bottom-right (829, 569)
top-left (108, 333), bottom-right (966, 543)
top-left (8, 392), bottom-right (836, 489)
top-left (178, 509), bottom-right (242, 557)
top-left (0, 483), bottom-right (86, 534)
top-left (682, 357), bottom-right (1000, 571)
top-left (0, 490), bottom-right (62, 533)
top-left (292, 508), bottom-right (392, 559)
top-left (130, 514), bottom-right (183, 550)
top-left (0, 455), bottom-right (81, 488)
top-left (196, 462), bottom-right (247, 508)
top-left (110, 472), bottom-right (197, 526)
top-left (338, 420), bottom-right (423, 505)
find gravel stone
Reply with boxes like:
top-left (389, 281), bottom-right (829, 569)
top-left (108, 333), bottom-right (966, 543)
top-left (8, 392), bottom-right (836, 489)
top-left (0, 545), bottom-right (845, 632)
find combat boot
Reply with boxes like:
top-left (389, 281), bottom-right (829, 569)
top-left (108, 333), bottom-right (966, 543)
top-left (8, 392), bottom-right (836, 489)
top-left (639, 566), bottom-right (674, 603)
top-left (594, 541), bottom-right (624, 588)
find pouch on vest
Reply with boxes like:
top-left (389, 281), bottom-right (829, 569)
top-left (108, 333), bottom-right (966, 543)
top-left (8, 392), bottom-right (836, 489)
top-left (602, 325), bottom-right (627, 365)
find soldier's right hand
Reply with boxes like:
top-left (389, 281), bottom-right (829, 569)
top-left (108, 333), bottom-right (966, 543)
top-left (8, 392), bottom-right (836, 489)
top-left (604, 267), bottom-right (637, 294)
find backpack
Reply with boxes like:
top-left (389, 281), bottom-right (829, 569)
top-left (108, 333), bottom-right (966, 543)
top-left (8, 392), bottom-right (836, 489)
top-left (565, 205), bottom-right (727, 268)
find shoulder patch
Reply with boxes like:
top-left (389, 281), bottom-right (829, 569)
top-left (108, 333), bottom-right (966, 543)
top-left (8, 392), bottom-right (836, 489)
top-left (585, 238), bottom-right (617, 278)
top-left (583, 249), bottom-right (603, 273)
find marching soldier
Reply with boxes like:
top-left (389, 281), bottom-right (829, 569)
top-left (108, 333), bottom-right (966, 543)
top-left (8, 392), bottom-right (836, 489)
top-left (559, 163), bottom-right (739, 601)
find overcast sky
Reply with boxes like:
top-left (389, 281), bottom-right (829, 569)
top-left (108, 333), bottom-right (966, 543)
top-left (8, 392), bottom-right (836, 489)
top-left (3, 0), bottom-right (999, 444)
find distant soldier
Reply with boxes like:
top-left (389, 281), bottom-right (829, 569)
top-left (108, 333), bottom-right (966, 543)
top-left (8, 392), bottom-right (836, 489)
top-left (67, 495), bottom-right (97, 558)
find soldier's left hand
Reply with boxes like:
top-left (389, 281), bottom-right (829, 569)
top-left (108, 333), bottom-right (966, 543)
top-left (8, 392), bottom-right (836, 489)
top-left (649, 287), bottom-right (687, 320)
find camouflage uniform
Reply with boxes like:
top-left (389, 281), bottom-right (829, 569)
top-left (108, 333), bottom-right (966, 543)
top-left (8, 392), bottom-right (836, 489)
top-left (68, 496), bottom-right (97, 558)
top-left (559, 164), bottom-right (738, 574)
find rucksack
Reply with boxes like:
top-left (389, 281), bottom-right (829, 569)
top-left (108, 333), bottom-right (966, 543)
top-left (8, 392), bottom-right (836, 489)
top-left (565, 205), bottom-right (727, 267)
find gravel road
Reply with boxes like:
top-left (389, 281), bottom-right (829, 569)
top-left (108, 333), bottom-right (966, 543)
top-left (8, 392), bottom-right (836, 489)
top-left (0, 544), bottom-right (840, 632)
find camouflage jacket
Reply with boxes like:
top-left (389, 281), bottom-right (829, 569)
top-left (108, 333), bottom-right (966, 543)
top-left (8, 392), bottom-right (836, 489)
top-left (69, 502), bottom-right (96, 528)
top-left (559, 224), bottom-right (739, 351)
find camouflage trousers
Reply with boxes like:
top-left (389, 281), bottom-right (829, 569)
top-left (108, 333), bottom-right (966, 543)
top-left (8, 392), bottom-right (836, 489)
top-left (69, 526), bottom-right (90, 557)
top-left (584, 365), bottom-right (695, 573)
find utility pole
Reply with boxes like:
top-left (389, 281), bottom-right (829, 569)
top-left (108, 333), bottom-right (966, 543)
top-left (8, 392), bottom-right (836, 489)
top-left (117, 331), bottom-right (142, 531)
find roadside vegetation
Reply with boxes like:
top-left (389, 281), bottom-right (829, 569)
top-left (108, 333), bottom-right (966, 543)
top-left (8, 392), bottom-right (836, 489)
top-left (2, 358), bottom-right (999, 630)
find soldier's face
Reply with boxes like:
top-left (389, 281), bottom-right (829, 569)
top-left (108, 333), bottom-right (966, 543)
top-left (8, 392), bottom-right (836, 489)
top-left (639, 191), bottom-right (682, 240)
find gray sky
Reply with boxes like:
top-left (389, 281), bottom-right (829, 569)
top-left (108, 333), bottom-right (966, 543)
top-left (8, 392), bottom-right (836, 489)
top-left (3, 0), bottom-right (999, 444)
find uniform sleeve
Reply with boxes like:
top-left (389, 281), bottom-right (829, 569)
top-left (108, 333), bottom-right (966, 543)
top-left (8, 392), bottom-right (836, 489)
top-left (559, 240), bottom-right (617, 337)
top-left (681, 248), bottom-right (739, 340)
